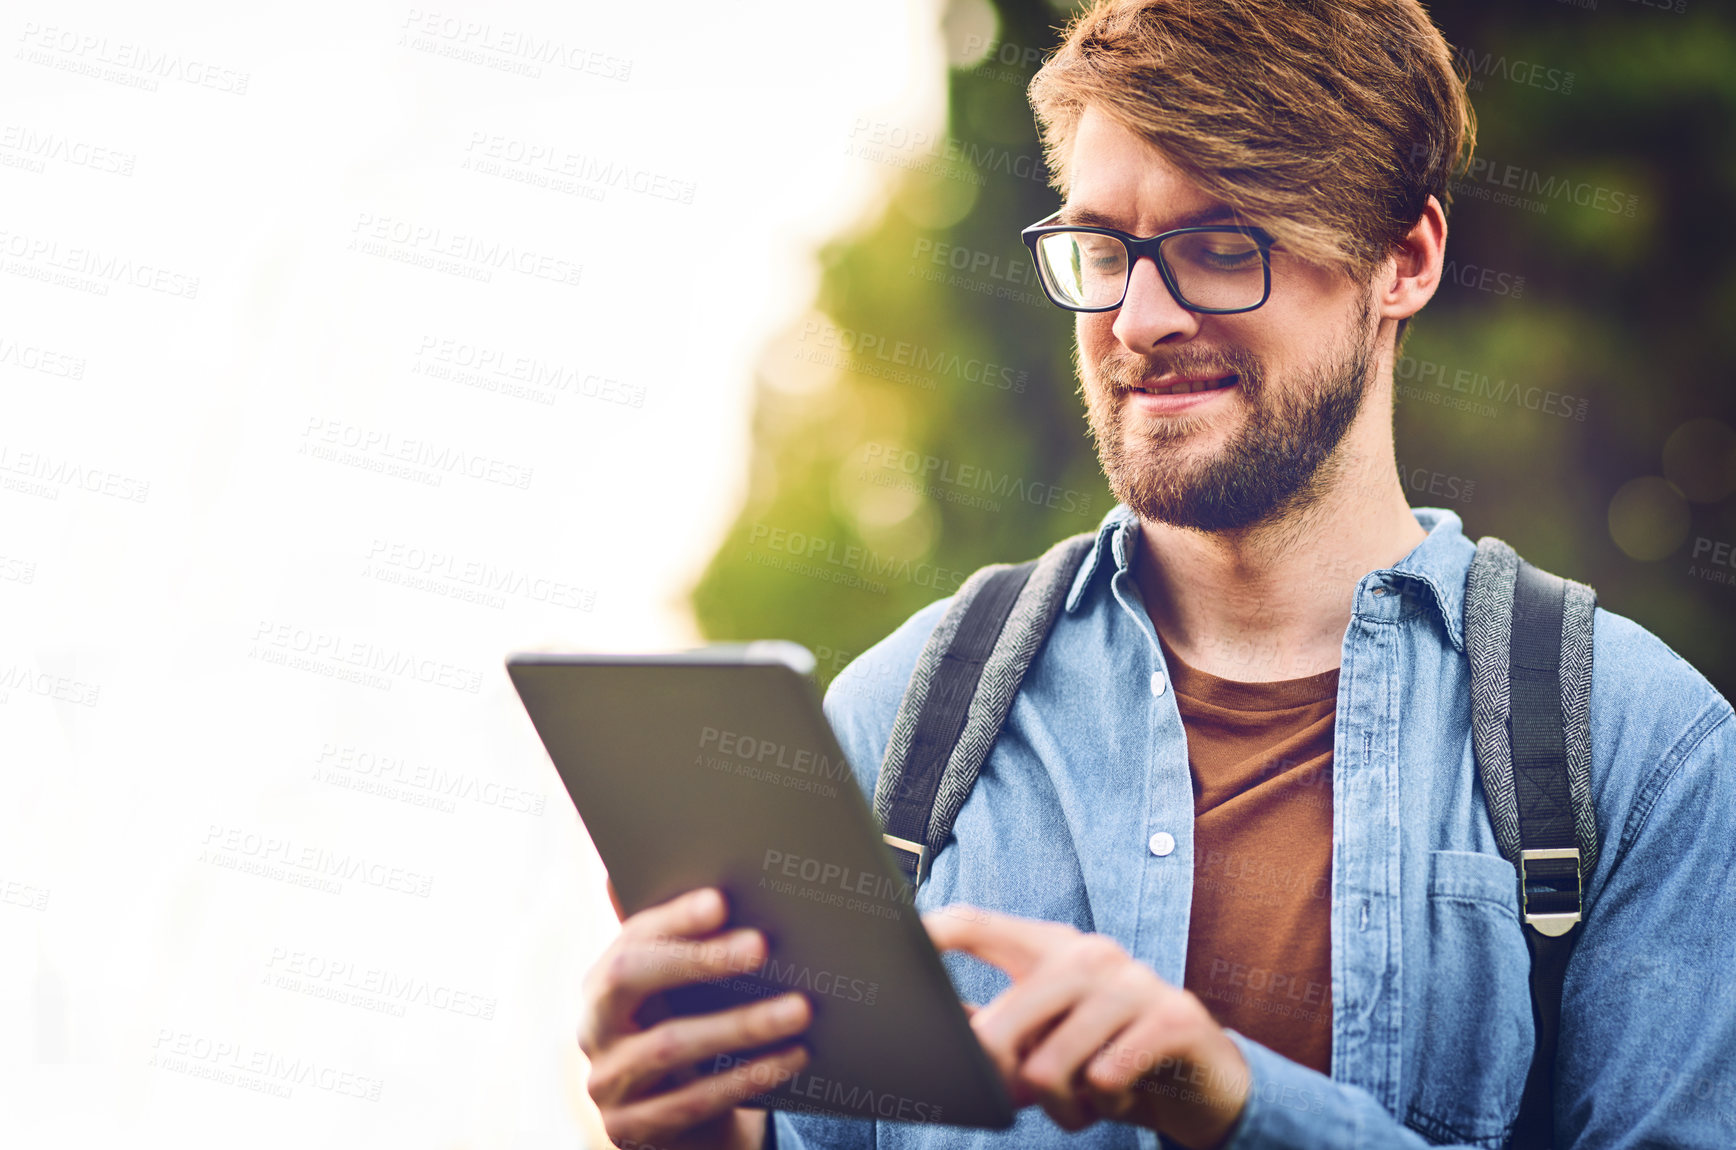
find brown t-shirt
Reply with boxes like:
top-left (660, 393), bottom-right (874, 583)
top-left (1160, 633), bottom-right (1338, 1075)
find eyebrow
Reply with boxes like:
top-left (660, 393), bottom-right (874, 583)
top-left (1052, 204), bottom-right (1244, 233)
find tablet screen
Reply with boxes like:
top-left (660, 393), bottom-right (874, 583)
top-left (508, 649), bottom-right (1015, 1129)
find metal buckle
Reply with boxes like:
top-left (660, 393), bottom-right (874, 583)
top-left (1519, 847), bottom-right (1582, 937)
top-left (883, 833), bottom-right (929, 887)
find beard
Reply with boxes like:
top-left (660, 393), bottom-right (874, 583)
top-left (1081, 299), bottom-right (1376, 533)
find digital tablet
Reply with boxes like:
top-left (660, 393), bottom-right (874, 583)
top-left (506, 644), bottom-right (1016, 1129)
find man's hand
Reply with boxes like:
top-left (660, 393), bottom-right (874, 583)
top-left (925, 905), bottom-right (1249, 1150)
top-left (580, 885), bottom-right (812, 1150)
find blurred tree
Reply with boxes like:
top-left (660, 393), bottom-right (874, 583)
top-left (692, 0), bottom-right (1736, 702)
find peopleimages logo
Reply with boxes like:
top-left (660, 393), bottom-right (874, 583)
top-left (248, 620), bottom-right (485, 694)
top-left (199, 823), bottom-right (435, 898)
top-left (0, 664), bottom-right (101, 706)
top-left (0, 124), bottom-right (136, 176)
top-left (797, 319), bottom-right (1029, 393)
top-left (746, 523), bottom-right (969, 595)
top-left (16, 23), bottom-right (251, 95)
top-left (698, 727), bottom-right (851, 781)
top-left (348, 212), bottom-right (582, 287)
top-left (1438, 258), bottom-right (1525, 300)
top-left (149, 1029), bottom-right (382, 1102)
top-left (0, 227), bottom-right (199, 298)
top-left (758, 848), bottom-right (914, 920)
top-left (265, 947), bottom-right (497, 1019)
top-left (0, 334), bottom-right (86, 379)
top-left (861, 443), bottom-right (1093, 516)
top-left (708, 1054), bottom-right (943, 1123)
top-left (364, 538), bottom-right (591, 609)
top-left (847, 118), bottom-right (1048, 188)
top-left (1453, 45), bottom-right (1576, 95)
top-left (1413, 145), bottom-right (1640, 218)
top-left (0, 443), bottom-right (149, 503)
top-left (300, 417), bottom-right (534, 490)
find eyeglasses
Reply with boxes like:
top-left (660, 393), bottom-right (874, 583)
top-left (1020, 212), bottom-right (1276, 314)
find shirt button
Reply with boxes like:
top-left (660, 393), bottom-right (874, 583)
top-left (1148, 831), bottom-right (1176, 857)
top-left (1150, 671), bottom-right (1167, 696)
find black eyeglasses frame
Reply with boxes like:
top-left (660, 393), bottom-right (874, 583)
top-left (1019, 211), bottom-right (1278, 315)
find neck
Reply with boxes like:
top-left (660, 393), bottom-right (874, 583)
top-left (1131, 412), bottom-right (1427, 683)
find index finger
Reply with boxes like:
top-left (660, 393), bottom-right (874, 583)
top-left (922, 904), bottom-right (1066, 980)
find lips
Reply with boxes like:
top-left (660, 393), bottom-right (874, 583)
top-left (1129, 373), bottom-right (1239, 396)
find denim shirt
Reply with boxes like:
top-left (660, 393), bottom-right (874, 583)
top-left (775, 503), bottom-right (1736, 1150)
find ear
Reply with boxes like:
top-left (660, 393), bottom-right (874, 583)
top-left (1379, 195), bottom-right (1447, 324)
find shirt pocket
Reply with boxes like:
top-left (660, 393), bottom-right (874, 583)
top-left (1403, 849), bottom-right (1533, 1148)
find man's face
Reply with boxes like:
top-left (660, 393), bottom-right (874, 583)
top-left (1067, 106), bottom-right (1384, 534)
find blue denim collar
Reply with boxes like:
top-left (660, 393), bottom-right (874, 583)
top-left (1064, 501), bottom-right (1473, 652)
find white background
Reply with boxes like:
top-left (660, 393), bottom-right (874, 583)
top-left (0, 0), bottom-right (987, 1144)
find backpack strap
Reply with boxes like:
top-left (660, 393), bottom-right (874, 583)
top-left (874, 532), bottom-right (1096, 886)
top-left (1465, 536), bottom-right (1598, 1150)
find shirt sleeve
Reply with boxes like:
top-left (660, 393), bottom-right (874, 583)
top-left (1215, 1031), bottom-right (1437, 1150)
top-left (771, 1108), bottom-right (874, 1150)
top-left (1219, 699), bottom-right (1736, 1150)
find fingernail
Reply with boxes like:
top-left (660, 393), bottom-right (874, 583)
top-left (692, 888), bottom-right (720, 915)
top-left (773, 994), bottom-right (805, 1023)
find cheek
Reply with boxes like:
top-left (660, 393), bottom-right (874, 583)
top-left (1077, 316), bottom-right (1114, 367)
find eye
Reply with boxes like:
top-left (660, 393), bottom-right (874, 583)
top-left (1198, 240), bottom-right (1259, 267)
top-left (1167, 232), bottom-right (1262, 273)
top-left (1204, 247), bottom-right (1259, 268)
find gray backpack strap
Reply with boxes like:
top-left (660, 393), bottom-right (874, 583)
top-left (1465, 536), bottom-right (1600, 886)
top-left (873, 532), bottom-right (1096, 886)
top-left (1464, 535), bottom-right (1598, 1150)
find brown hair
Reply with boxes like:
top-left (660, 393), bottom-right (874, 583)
top-left (1028, 0), bottom-right (1476, 283)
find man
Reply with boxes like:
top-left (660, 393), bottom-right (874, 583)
top-left (579, 1), bottom-right (1736, 1147)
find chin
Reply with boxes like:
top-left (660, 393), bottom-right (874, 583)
top-left (1123, 415), bottom-right (1227, 451)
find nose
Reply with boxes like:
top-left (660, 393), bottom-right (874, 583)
top-left (1110, 255), bottom-right (1201, 352)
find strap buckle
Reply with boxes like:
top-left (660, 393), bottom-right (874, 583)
top-left (883, 833), bottom-right (929, 887)
top-left (1519, 847), bottom-right (1582, 937)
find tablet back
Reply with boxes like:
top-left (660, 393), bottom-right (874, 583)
top-left (508, 651), bottom-right (1015, 1129)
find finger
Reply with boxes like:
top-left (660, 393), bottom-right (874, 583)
top-left (1085, 1022), bottom-right (1176, 1095)
top-left (923, 905), bottom-right (1069, 980)
top-left (594, 993), bottom-right (811, 1105)
top-left (969, 948), bottom-right (1099, 1066)
top-left (1081, 986), bottom-right (1207, 1095)
top-left (1083, 1019), bottom-right (1204, 1126)
top-left (1036, 1080), bottom-right (1104, 1133)
top-left (1020, 980), bottom-right (1146, 1123)
top-left (619, 886), bottom-right (730, 943)
top-left (972, 989), bottom-right (1074, 1105)
top-left (605, 1043), bottom-right (810, 1147)
top-left (984, 978), bottom-right (1103, 1131)
top-left (584, 926), bottom-right (768, 1044)
top-left (1086, 1001), bottom-right (1244, 1124)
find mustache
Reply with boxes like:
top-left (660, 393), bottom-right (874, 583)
top-left (1098, 346), bottom-right (1261, 391)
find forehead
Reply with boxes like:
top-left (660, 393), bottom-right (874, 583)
top-left (1062, 105), bottom-right (1233, 232)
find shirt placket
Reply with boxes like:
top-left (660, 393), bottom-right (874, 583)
top-left (1104, 520), bottom-right (1194, 988)
top-left (1332, 573), bottom-right (1406, 1112)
